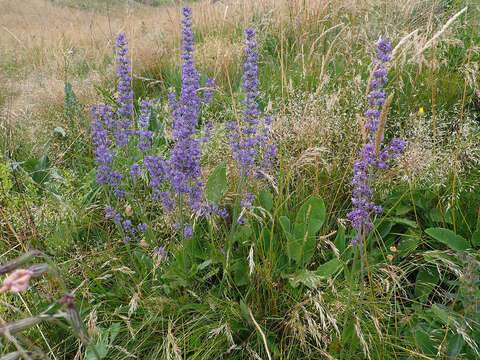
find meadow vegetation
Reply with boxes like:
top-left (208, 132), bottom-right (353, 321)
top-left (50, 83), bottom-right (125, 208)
top-left (1, 0), bottom-right (479, 359)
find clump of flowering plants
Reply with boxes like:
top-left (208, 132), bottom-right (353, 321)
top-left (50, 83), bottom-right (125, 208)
top-left (90, 33), bottom-right (154, 244)
top-left (90, 7), bottom-right (216, 247)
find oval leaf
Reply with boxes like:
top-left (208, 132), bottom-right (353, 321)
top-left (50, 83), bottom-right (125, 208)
top-left (204, 162), bottom-right (227, 204)
top-left (425, 228), bottom-right (468, 251)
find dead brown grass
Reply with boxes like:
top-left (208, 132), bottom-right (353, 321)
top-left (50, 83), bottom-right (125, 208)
top-left (0, 0), bottom-right (474, 153)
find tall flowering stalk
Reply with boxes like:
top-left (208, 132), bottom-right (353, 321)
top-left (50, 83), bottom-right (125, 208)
top-left (90, 33), bottom-right (151, 243)
top-left (226, 28), bottom-right (276, 223)
top-left (347, 40), bottom-right (406, 245)
top-left (144, 7), bottom-right (215, 238)
top-left (115, 33), bottom-right (134, 148)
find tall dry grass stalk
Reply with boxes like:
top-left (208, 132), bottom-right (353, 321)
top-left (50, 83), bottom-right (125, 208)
top-left (374, 93), bottom-right (394, 157)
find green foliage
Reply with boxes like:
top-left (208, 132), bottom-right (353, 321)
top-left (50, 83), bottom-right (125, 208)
top-left (2, 1), bottom-right (479, 359)
top-left (86, 323), bottom-right (121, 360)
top-left (204, 161), bottom-right (227, 204)
top-left (425, 227), bottom-right (469, 251)
top-left (282, 195), bottom-right (326, 266)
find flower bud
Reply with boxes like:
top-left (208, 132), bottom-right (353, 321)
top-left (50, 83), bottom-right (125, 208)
top-left (0, 269), bottom-right (33, 294)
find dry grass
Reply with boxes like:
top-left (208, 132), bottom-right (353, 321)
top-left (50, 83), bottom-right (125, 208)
top-left (1, 0), bottom-right (475, 154)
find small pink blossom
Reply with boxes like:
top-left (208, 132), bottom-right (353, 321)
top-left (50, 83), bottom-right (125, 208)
top-left (0, 269), bottom-right (33, 294)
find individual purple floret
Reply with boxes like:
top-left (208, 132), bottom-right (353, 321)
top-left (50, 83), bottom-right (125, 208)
top-left (129, 163), bottom-right (141, 179)
top-left (203, 77), bottom-right (216, 104)
top-left (105, 206), bottom-right (116, 219)
top-left (204, 202), bottom-right (219, 215)
top-left (347, 39), bottom-right (406, 245)
top-left (154, 246), bottom-right (168, 260)
top-left (241, 192), bottom-right (255, 208)
top-left (137, 222), bottom-right (148, 233)
top-left (218, 208), bottom-right (229, 219)
top-left (183, 224), bottom-right (194, 239)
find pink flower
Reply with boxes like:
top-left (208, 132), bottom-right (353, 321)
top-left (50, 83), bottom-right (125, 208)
top-left (0, 269), bottom-right (33, 294)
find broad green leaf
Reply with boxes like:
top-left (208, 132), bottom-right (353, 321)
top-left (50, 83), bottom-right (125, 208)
top-left (109, 323), bottom-right (120, 343)
top-left (287, 196), bottom-right (326, 265)
top-left (429, 208), bottom-right (444, 223)
top-left (472, 230), bottom-right (480, 247)
top-left (377, 221), bottom-right (392, 238)
top-left (416, 328), bottom-right (436, 356)
top-left (197, 259), bottom-right (212, 271)
top-left (86, 343), bottom-right (108, 359)
top-left (391, 217), bottom-right (417, 228)
top-left (204, 162), bottom-right (227, 204)
top-left (446, 334), bottom-right (464, 359)
top-left (295, 196), bottom-right (326, 233)
top-left (291, 223), bottom-right (314, 264)
top-left (316, 258), bottom-right (342, 277)
top-left (397, 232), bottom-right (419, 256)
top-left (334, 223), bottom-right (346, 253)
top-left (258, 189), bottom-right (273, 211)
top-left (431, 304), bottom-right (451, 325)
top-left (239, 300), bottom-right (253, 326)
top-left (425, 228), bottom-right (468, 251)
top-left (415, 268), bottom-right (439, 301)
top-left (86, 323), bottom-right (120, 360)
top-left (232, 260), bottom-right (249, 286)
top-left (33, 141), bottom-right (51, 184)
top-left (287, 269), bottom-right (322, 288)
top-left (395, 204), bottom-right (412, 216)
top-left (279, 216), bottom-right (291, 237)
top-left (423, 250), bottom-right (461, 267)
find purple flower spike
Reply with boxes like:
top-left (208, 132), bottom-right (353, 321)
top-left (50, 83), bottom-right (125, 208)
top-left (226, 28), bottom-right (277, 216)
top-left (145, 7), bottom-right (214, 220)
top-left (241, 192), bottom-right (255, 208)
top-left (136, 100), bottom-right (153, 152)
top-left (347, 39), bottom-right (406, 245)
top-left (226, 28), bottom-right (276, 179)
top-left (115, 33), bottom-right (133, 147)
